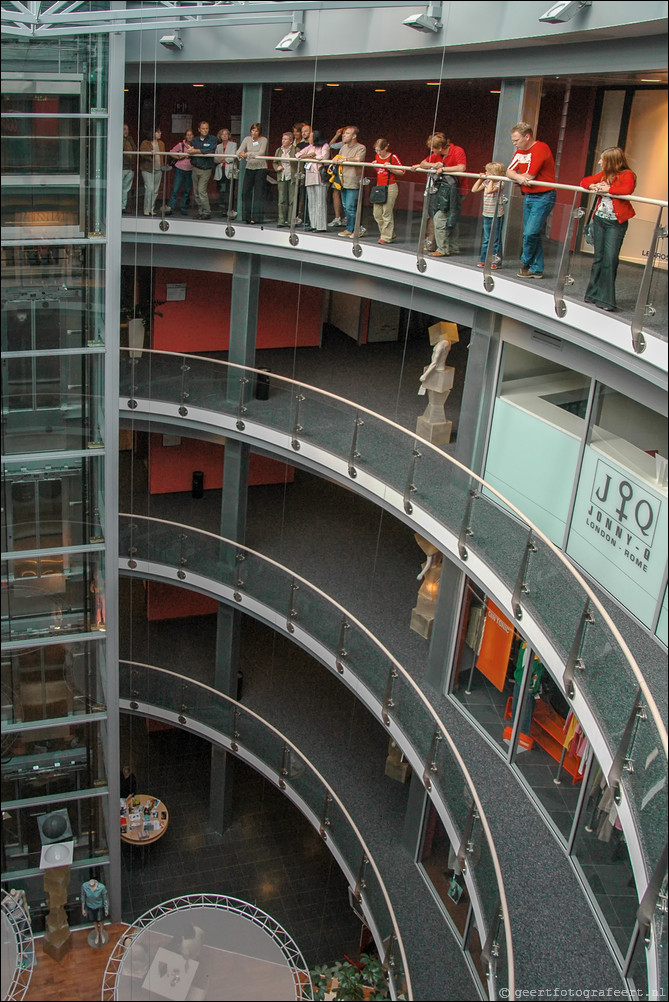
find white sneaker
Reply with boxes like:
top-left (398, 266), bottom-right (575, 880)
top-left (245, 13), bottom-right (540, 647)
top-left (423, 238), bottom-right (434, 251)
top-left (359, 226), bottom-right (367, 236)
top-left (328, 217), bottom-right (343, 228)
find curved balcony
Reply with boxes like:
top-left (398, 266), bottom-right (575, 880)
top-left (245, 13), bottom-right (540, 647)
top-left (118, 664), bottom-right (414, 1001)
top-left (119, 516), bottom-right (514, 998)
top-left (120, 350), bottom-right (667, 994)
top-left (121, 166), bottom-right (668, 377)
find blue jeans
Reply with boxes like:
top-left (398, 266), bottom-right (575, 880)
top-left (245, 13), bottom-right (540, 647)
top-left (521, 189), bottom-right (556, 274)
top-left (480, 214), bottom-right (504, 264)
top-left (169, 168), bottom-right (193, 210)
top-left (341, 187), bottom-right (359, 231)
top-left (585, 215), bottom-right (628, 309)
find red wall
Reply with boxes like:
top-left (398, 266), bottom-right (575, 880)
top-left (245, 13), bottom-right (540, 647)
top-left (152, 268), bottom-right (323, 352)
top-left (147, 581), bottom-right (218, 620)
top-left (148, 434), bottom-right (295, 494)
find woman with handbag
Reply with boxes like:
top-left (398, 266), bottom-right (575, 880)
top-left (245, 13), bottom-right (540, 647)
top-left (371, 139), bottom-right (404, 244)
top-left (580, 147), bottom-right (636, 313)
top-left (296, 129), bottom-right (330, 231)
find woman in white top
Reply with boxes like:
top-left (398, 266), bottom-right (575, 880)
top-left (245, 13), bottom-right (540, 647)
top-left (238, 122), bottom-right (269, 224)
top-left (296, 129), bottom-right (330, 232)
top-left (214, 128), bottom-right (238, 217)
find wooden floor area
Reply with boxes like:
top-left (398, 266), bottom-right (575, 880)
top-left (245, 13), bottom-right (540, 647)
top-left (25, 924), bottom-right (128, 1002)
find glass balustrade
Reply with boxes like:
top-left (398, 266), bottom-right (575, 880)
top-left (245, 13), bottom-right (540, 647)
top-left (118, 352), bottom-right (666, 905)
top-left (117, 660), bottom-right (413, 1000)
top-left (123, 161), bottom-right (667, 353)
top-left (118, 515), bottom-right (513, 994)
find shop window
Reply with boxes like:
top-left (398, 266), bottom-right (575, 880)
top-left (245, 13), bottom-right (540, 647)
top-left (419, 801), bottom-right (470, 940)
top-left (450, 580), bottom-right (522, 752)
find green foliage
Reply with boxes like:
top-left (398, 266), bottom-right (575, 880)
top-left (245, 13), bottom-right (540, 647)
top-left (310, 954), bottom-right (390, 1001)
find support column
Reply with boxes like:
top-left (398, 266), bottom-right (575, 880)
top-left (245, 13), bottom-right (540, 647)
top-left (492, 77), bottom-right (543, 163)
top-left (209, 253), bottom-right (259, 833)
top-left (238, 84), bottom-right (272, 216)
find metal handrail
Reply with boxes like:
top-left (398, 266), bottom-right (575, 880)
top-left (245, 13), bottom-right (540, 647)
top-left (121, 149), bottom-right (669, 207)
top-left (119, 347), bottom-right (667, 763)
top-left (117, 664), bottom-right (414, 1000)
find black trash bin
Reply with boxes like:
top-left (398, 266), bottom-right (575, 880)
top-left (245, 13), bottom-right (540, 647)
top-left (191, 470), bottom-right (204, 499)
top-left (255, 368), bottom-right (270, 401)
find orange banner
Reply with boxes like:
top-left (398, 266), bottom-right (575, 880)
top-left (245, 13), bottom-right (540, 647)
top-left (476, 601), bottom-right (515, 692)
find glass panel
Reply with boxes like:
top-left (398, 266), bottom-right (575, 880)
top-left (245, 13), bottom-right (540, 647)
top-left (467, 493), bottom-right (527, 594)
top-left (469, 826), bottom-right (501, 932)
top-left (622, 712), bottom-right (667, 875)
top-left (513, 673), bottom-right (584, 841)
top-left (2, 638), bottom-right (106, 723)
top-left (420, 802), bottom-right (470, 939)
top-left (577, 617), bottom-right (637, 757)
top-left (572, 764), bottom-right (638, 958)
top-left (2, 352), bottom-right (105, 456)
top-left (341, 625), bottom-right (394, 704)
top-left (430, 737), bottom-right (474, 840)
top-left (2, 250), bottom-right (105, 345)
top-left (464, 913), bottom-right (488, 999)
top-left (1, 551), bottom-right (105, 641)
top-left (3, 455), bottom-right (105, 551)
top-left (1, 118), bottom-right (85, 175)
top-left (522, 541), bottom-right (588, 663)
top-left (451, 582), bottom-right (520, 752)
top-left (1, 793), bottom-right (108, 875)
top-left (1, 720), bottom-right (105, 801)
top-left (3, 863), bottom-right (110, 935)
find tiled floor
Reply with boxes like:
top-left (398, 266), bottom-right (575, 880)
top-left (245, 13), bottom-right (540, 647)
top-left (119, 715), bottom-right (362, 969)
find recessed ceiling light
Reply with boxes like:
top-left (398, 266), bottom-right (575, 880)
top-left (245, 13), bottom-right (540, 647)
top-left (123, 88), bottom-right (129, 92)
top-left (426, 81), bottom-right (440, 86)
top-left (193, 84), bottom-right (204, 88)
top-left (326, 83), bottom-right (339, 87)
top-left (274, 87), bottom-right (283, 91)
top-left (490, 89), bottom-right (501, 94)
top-left (640, 78), bottom-right (661, 82)
top-left (375, 88), bottom-right (386, 93)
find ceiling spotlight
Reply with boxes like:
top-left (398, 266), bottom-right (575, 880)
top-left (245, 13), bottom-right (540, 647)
top-left (159, 33), bottom-right (183, 51)
top-left (276, 14), bottom-right (305, 52)
top-left (539, 1), bottom-right (591, 24)
top-left (403, 3), bottom-right (443, 33)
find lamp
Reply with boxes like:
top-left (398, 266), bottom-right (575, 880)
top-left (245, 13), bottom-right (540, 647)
top-left (539, 1), bottom-right (591, 24)
top-left (275, 14), bottom-right (305, 51)
top-left (403, 2), bottom-right (443, 33)
top-left (159, 32), bottom-right (183, 51)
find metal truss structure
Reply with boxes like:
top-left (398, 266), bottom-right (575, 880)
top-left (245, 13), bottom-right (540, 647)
top-left (101, 893), bottom-right (313, 1000)
top-left (1, 890), bottom-right (35, 1002)
top-left (0, 1), bottom-right (389, 38)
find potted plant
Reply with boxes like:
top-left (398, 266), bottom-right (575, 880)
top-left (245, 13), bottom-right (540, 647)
top-left (311, 953), bottom-right (390, 1001)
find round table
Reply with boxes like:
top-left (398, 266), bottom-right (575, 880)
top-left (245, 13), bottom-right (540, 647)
top-left (121, 794), bottom-right (169, 845)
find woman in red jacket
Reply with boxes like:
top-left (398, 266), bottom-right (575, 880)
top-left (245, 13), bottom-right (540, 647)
top-left (580, 147), bottom-right (636, 312)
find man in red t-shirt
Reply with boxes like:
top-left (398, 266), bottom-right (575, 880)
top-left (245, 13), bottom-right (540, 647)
top-left (506, 121), bottom-right (556, 279)
top-left (415, 132), bottom-right (467, 256)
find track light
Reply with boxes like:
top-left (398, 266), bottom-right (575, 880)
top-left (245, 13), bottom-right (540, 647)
top-left (159, 32), bottom-right (183, 51)
top-left (276, 14), bottom-right (305, 51)
top-left (403, 2), bottom-right (443, 33)
top-left (539, 1), bottom-right (591, 24)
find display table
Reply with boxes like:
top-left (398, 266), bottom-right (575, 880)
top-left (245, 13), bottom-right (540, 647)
top-left (121, 794), bottom-right (169, 845)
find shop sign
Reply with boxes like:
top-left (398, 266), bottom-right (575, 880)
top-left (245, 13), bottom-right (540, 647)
top-left (476, 600), bottom-right (515, 692)
top-left (567, 449), bottom-right (667, 628)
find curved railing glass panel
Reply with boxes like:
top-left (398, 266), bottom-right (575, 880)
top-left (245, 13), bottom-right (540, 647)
top-left (118, 515), bottom-right (515, 998)
top-left (119, 351), bottom-right (667, 994)
top-left (119, 348), bottom-right (667, 868)
top-left (118, 663), bottom-right (412, 999)
top-left (124, 162), bottom-right (668, 358)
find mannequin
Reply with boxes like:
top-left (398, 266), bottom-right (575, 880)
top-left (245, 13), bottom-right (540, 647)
top-left (81, 878), bottom-right (109, 945)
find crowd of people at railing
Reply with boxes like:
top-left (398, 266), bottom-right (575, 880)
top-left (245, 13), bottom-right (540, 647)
top-left (123, 117), bottom-right (638, 313)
